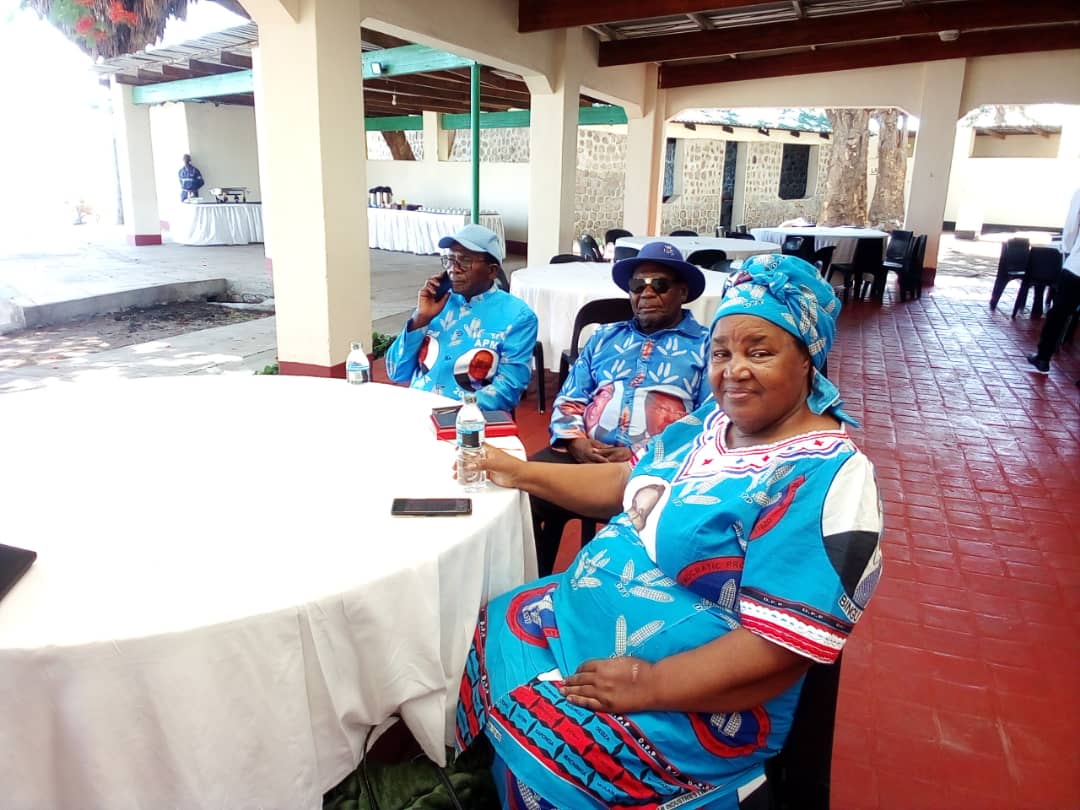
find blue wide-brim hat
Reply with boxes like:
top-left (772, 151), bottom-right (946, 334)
top-left (438, 224), bottom-right (505, 263)
top-left (611, 241), bottom-right (706, 302)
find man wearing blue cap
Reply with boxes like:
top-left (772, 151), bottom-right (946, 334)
top-left (530, 241), bottom-right (711, 575)
top-left (385, 224), bottom-right (538, 411)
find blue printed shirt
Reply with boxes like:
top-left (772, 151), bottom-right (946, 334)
top-left (550, 311), bottom-right (710, 448)
top-left (384, 287), bottom-right (539, 411)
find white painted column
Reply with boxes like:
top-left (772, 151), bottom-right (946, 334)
top-left (905, 59), bottom-right (966, 278)
top-left (110, 80), bottom-right (161, 246)
top-left (525, 29), bottom-right (587, 266)
top-left (622, 64), bottom-right (665, 237)
top-left (244, 0), bottom-right (368, 376)
top-left (251, 46), bottom-right (274, 275)
top-left (421, 111), bottom-right (442, 163)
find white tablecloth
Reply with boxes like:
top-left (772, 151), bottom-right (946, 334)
top-left (511, 262), bottom-right (731, 372)
top-left (171, 202), bottom-right (264, 246)
top-left (749, 226), bottom-right (888, 264)
top-left (616, 235), bottom-right (779, 260)
top-left (367, 208), bottom-right (505, 256)
top-left (0, 377), bottom-right (534, 810)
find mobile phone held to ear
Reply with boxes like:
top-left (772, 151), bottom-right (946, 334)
top-left (391, 497), bottom-right (472, 517)
top-left (434, 271), bottom-right (452, 301)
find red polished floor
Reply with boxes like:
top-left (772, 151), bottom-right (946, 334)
top-left (375, 273), bottom-right (1080, 808)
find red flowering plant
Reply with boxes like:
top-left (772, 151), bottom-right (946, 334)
top-left (44, 0), bottom-right (140, 50)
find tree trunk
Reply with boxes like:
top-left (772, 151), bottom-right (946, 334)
top-left (819, 109), bottom-right (870, 226)
top-left (381, 131), bottom-right (416, 161)
top-left (868, 108), bottom-right (908, 231)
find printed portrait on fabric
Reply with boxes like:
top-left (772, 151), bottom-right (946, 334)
top-left (453, 347), bottom-right (499, 391)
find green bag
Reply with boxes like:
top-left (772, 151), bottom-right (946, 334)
top-left (324, 741), bottom-right (498, 810)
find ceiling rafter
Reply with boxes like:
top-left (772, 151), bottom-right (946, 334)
top-left (518, 0), bottom-right (765, 33)
top-left (687, 12), bottom-right (713, 30)
top-left (600, 0), bottom-right (1080, 66)
top-left (659, 24), bottom-right (1080, 87)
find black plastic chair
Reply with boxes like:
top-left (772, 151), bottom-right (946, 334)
top-left (763, 656), bottom-right (843, 810)
top-left (686, 249), bottom-right (729, 272)
top-left (899, 234), bottom-right (927, 302)
top-left (1012, 246), bottom-right (1063, 318)
top-left (669, 229), bottom-right (698, 237)
top-left (780, 235), bottom-right (815, 263)
top-left (605, 228), bottom-right (633, 246)
top-left (725, 231), bottom-right (756, 241)
top-left (550, 253), bottom-right (587, 264)
top-left (828, 238), bottom-right (884, 302)
top-left (577, 234), bottom-right (603, 262)
top-left (558, 298), bottom-right (634, 389)
top-left (989, 238), bottom-right (1030, 311)
top-left (812, 246), bottom-right (836, 279)
top-left (613, 245), bottom-right (640, 262)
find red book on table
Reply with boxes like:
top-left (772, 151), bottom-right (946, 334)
top-left (430, 406), bottom-right (519, 440)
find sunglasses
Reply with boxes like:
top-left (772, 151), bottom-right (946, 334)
top-left (629, 276), bottom-right (677, 295)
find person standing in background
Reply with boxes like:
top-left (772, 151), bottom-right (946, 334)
top-left (178, 154), bottom-right (204, 202)
top-left (1027, 186), bottom-right (1080, 377)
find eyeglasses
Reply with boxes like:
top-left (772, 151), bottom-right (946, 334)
top-left (440, 253), bottom-right (486, 271)
top-left (628, 276), bottom-right (676, 295)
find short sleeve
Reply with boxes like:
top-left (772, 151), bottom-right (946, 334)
top-left (737, 452), bottom-right (883, 664)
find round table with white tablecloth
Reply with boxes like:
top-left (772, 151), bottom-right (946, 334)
top-left (615, 234), bottom-right (780, 260)
top-left (171, 201), bottom-right (264, 246)
top-left (510, 261), bottom-right (730, 372)
top-left (367, 208), bottom-right (505, 256)
top-left (0, 377), bottom-right (534, 810)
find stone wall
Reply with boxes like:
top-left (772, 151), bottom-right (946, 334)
top-left (449, 128), bottom-right (530, 162)
top-left (740, 142), bottom-right (825, 229)
top-left (366, 130), bottom-right (424, 160)
top-left (575, 129), bottom-right (627, 241)
top-left (660, 139), bottom-right (725, 236)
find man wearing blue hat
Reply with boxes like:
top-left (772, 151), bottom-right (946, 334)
top-left (385, 224), bottom-right (538, 411)
top-left (531, 241), bottom-right (711, 575)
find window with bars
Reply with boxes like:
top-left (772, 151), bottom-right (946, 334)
top-left (778, 143), bottom-right (811, 200)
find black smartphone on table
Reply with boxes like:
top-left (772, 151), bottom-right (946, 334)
top-left (434, 271), bottom-right (452, 301)
top-left (391, 498), bottom-right (472, 517)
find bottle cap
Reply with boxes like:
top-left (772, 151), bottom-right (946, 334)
top-left (351, 341), bottom-right (363, 352)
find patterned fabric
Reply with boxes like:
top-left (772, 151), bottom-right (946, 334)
top-left (457, 401), bottom-right (883, 810)
top-left (384, 288), bottom-right (538, 411)
top-left (549, 312), bottom-right (710, 450)
top-left (713, 253), bottom-right (855, 426)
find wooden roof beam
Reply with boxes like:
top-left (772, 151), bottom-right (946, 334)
top-left (218, 52), bottom-right (253, 69)
top-left (518, 0), bottom-right (764, 33)
top-left (602, 0), bottom-right (1080, 66)
top-left (659, 25), bottom-right (1080, 87)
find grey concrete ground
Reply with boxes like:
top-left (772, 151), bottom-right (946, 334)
top-left (0, 225), bottom-right (526, 394)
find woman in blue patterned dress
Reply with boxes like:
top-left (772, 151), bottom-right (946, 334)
top-left (456, 254), bottom-right (883, 809)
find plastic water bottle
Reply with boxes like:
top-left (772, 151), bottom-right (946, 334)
top-left (456, 392), bottom-right (486, 492)
top-left (346, 341), bottom-right (370, 384)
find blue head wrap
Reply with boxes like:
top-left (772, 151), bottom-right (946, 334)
top-left (711, 253), bottom-right (857, 427)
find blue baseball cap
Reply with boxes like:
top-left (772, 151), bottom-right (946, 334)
top-left (612, 241), bottom-right (706, 302)
top-left (438, 224), bottom-right (505, 263)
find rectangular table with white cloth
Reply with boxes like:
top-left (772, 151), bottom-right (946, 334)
top-left (616, 234), bottom-right (780, 260)
top-left (367, 208), bottom-right (505, 256)
top-left (0, 377), bottom-right (535, 810)
top-left (749, 226), bottom-right (889, 264)
top-left (171, 201), bottom-right (264, 246)
top-left (511, 261), bottom-right (732, 372)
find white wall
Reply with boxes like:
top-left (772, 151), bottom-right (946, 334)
top-left (364, 159), bottom-right (531, 243)
top-left (148, 103), bottom-right (189, 225)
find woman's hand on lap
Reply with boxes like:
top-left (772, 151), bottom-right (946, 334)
top-left (560, 657), bottom-right (657, 713)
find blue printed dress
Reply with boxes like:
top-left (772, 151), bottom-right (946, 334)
top-left (457, 402), bottom-right (883, 809)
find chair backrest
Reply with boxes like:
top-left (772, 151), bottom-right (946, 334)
top-left (494, 267), bottom-right (510, 291)
top-left (550, 253), bottom-right (587, 264)
top-left (852, 237), bottom-right (885, 271)
top-left (686, 249), bottom-right (728, 270)
top-left (577, 234), bottom-right (603, 262)
top-left (781, 235), bottom-right (815, 262)
top-left (812, 245), bottom-right (836, 277)
top-left (613, 245), bottom-right (640, 262)
top-left (669, 229), bottom-right (698, 237)
top-left (568, 298), bottom-right (634, 365)
top-left (605, 228), bottom-right (633, 246)
top-left (1000, 237), bottom-right (1030, 274)
top-left (907, 234), bottom-right (927, 276)
top-left (725, 231), bottom-right (756, 240)
top-left (1026, 245), bottom-right (1064, 282)
top-left (884, 230), bottom-right (914, 263)
top-left (763, 656), bottom-right (843, 810)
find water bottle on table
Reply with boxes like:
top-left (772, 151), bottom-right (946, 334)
top-left (456, 392), bottom-right (486, 492)
top-left (346, 341), bottom-right (370, 384)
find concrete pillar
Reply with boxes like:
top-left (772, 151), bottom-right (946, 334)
top-left (622, 64), bottom-right (665, 237)
top-left (110, 80), bottom-right (161, 245)
top-left (905, 59), bottom-right (966, 279)
top-left (421, 111), bottom-right (444, 163)
top-left (245, 0), bottom-right (368, 376)
top-left (525, 28), bottom-right (587, 266)
top-left (251, 46), bottom-right (274, 274)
